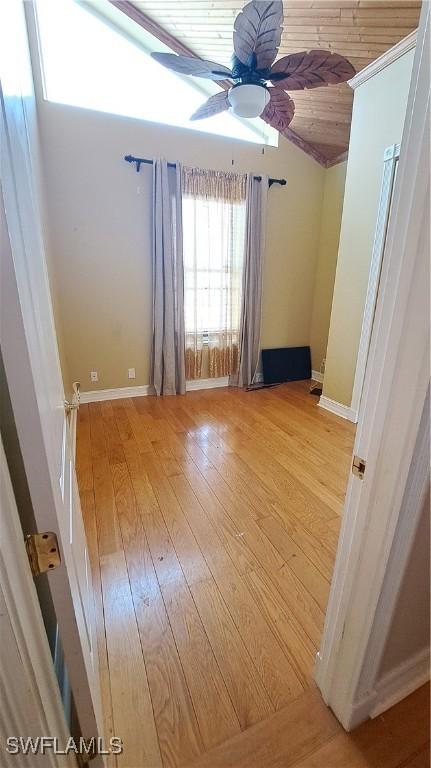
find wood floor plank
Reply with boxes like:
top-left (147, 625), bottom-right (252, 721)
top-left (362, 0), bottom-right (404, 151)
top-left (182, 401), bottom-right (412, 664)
top-left (183, 687), bottom-right (340, 768)
top-left (270, 561), bottom-right (325, 648)
top-left (236, 435), bottom-right (343, 524)
top-left (267, 511), bottom-right (337, 582)
top-left (178, 458), bottom-right (262, 576)
top-left (142, 506), bottom-right (241, 751)
top-left (81, 489), bottom-right (116, 768)
top-left (243, 567), bottom-right (316, 688)
top-left (233, 390), bottom-right (349, 505)
top-left (120, 438), bottom-right (160, 516)
top-left (140, 452), bottom-right (212, 587)
top-left (262, 402), bottom-right (352, 472)
top-left (100, 401), bottom-right (126, 466)
top-left (202, 399), bottom-right (343, 537)
top-left (190, 577), bottom-right (274, 730)
top-left (100, 550), bottom-right (163, 768)
top-left (89, 403), bottom-right (123, 557)
top-left (170, 473), bottom-right (305, 710)
top-left (258, 515), bottom-right (331, 611)
top-left (76, 405), bottom-right (93, 492)
top-left (110, 461), bottom-right (203, 768)
top-left (175, 434), bottom-right (284, 574)
top-left (77, 382), bottom-right (368, 768)
top-left (88, 402), bottom-right (107, 460)
top-left (91, 453), bottom-right (123, 557)
top-left (400, 745), bottom-right (431, 768)
top-left (122, 398), bottom-right (154, 453)
top-left (152, 439), bottom-right (184, 477)
top-left (197, 466), bottom-right (286, 575)
top-left (289, 685), bottom-right (430, 768)
top-left (191, 426), bottom-right (335, 565)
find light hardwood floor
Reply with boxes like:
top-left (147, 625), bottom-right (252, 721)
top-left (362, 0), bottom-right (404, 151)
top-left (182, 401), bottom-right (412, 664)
top-left (76, 381), bottom-right (429, 768)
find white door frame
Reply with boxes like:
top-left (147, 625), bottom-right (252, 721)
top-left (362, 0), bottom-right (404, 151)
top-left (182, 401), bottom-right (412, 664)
top-left (350, 142), bottom-right (400, 420)
top-left (315, 3), bottom-right (430, 729)
top-left (1, 0), bottom-right (102, 752)
top-left (0, 437), bottom-right (75, 768)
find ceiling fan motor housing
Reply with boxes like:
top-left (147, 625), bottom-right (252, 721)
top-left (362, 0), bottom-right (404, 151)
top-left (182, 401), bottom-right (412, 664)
top-left (231, 53), bottom-right (271, 85)
top-left (228, 54), bottom-right (271, 117)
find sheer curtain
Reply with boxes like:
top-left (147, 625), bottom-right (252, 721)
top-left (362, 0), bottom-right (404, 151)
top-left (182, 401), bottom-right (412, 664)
top-left (182, 168), bottom-right (247, 380)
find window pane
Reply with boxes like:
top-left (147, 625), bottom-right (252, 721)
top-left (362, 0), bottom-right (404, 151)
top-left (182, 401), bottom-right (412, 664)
top-left (35, 0), bottom-right (277, 146)
top-left (183, 196), bottom-right (246, 335)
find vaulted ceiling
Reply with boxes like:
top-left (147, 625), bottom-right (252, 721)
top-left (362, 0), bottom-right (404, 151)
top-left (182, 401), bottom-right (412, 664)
top-left (120, 1), bottom-right (421, 165)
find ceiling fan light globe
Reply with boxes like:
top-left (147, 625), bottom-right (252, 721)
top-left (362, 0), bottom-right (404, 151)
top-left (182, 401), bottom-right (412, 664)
top-left (228, 84), bottom-right (270, 118)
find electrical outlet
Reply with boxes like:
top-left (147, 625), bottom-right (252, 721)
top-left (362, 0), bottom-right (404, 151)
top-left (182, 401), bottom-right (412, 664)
top-left (128, 368), bottom-right (136, 380)
top-left (90, 371), bottom-right (98, 383)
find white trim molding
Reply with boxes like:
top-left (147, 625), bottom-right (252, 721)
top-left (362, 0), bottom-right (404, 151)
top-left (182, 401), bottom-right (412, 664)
top-left (341, 646), bottom-right (430, 728)
top-left (371, 648), bottom-right (430, 718)
top-left (350, 144), bottom-right (401, 417)
top-left (318, 395), bottom-right (358, 423)
top-left (312, 370), bottom-right (324, 384)
top-left (186, 376), bottom-right (229, 391)
top-left (80, 377), bottom-right (230, 403)
top-left (80, 384), bottom-right (153, 403)
top-left (348, 30), bottom-right (417, 90)
top-left (315, 3), bottom-right (430, 730)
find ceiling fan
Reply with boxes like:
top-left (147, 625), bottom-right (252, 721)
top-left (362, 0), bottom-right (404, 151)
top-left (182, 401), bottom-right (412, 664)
top-left (151, 0), bottom-right (355, 135)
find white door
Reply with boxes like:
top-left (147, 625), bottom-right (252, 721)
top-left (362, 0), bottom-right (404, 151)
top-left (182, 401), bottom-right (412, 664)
top-left (0, 437), bottom-right (75, 768)
top-left (0, 0), bottom-right (102, 750)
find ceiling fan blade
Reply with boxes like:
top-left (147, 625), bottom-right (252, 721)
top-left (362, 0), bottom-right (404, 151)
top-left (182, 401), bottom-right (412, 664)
top-left (190, 91), bottom-right (231, 121)
top-left (233, 1), bottom-right (283, 70)
top-left (260, 88), bottom-right (295, 135)
top-left (270, 50), bottom-right (355, 90)
top-left (151, 52), bottom-right (232, 81)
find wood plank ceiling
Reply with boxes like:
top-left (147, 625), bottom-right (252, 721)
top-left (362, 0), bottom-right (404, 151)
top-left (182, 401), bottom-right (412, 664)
top-left (128, 0), bottom-right (421, 165)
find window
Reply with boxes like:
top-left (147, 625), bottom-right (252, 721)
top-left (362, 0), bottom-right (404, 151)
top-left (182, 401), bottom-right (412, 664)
top-left (182, 169), bottom-right (247, 379)
top-left (183, 197), bottom-right (246, 337)
top-left (34, 0), bottom-right (277, 146)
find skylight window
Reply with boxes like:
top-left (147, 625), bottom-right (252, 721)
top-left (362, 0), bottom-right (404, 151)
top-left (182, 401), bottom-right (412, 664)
top-left (34, 0), bottom-right (277, 146)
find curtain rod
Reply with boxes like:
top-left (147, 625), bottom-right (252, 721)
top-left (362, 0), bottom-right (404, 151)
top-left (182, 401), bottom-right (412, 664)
top-left (124, 155), bottom-right (286, 187)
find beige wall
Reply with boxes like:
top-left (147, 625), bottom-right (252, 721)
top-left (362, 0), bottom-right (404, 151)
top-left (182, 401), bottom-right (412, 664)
top-left (377, 390), bottom-right (430, 682)
top-left (323, 50), bottom-right (414, 407)
top-left (34, 100), bottom-right (327, 392)
top-left (309, 161), bottom-right (347, 373)
top-left (379, 490), bottom-right (430, 678)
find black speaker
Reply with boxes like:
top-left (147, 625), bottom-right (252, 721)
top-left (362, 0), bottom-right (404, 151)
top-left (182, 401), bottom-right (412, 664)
top-left (262, 346), bottom-right (311, 385)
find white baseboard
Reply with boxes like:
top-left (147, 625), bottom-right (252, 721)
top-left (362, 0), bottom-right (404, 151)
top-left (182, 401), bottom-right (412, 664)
top-left (186, 376), bottom-right (229, 391)
top-left (318, 395), bottom-right (358, 423)
top-left (329, 647), bottom-right (430, 730)
top-left (371, 647), bottom-right (430, 718)
top-left (80, 384), bottom-right (152, 403)
top-left (312, 370), bottom-right (324, 384)
top-left (79, 377), bottom-right (230, 403)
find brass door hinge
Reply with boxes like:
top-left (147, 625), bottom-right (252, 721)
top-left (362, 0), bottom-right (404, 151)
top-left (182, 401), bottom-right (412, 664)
top-left (352, 455), bottom-right (366, 479)
top-left (25, 532), bottom-right (61, 576)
